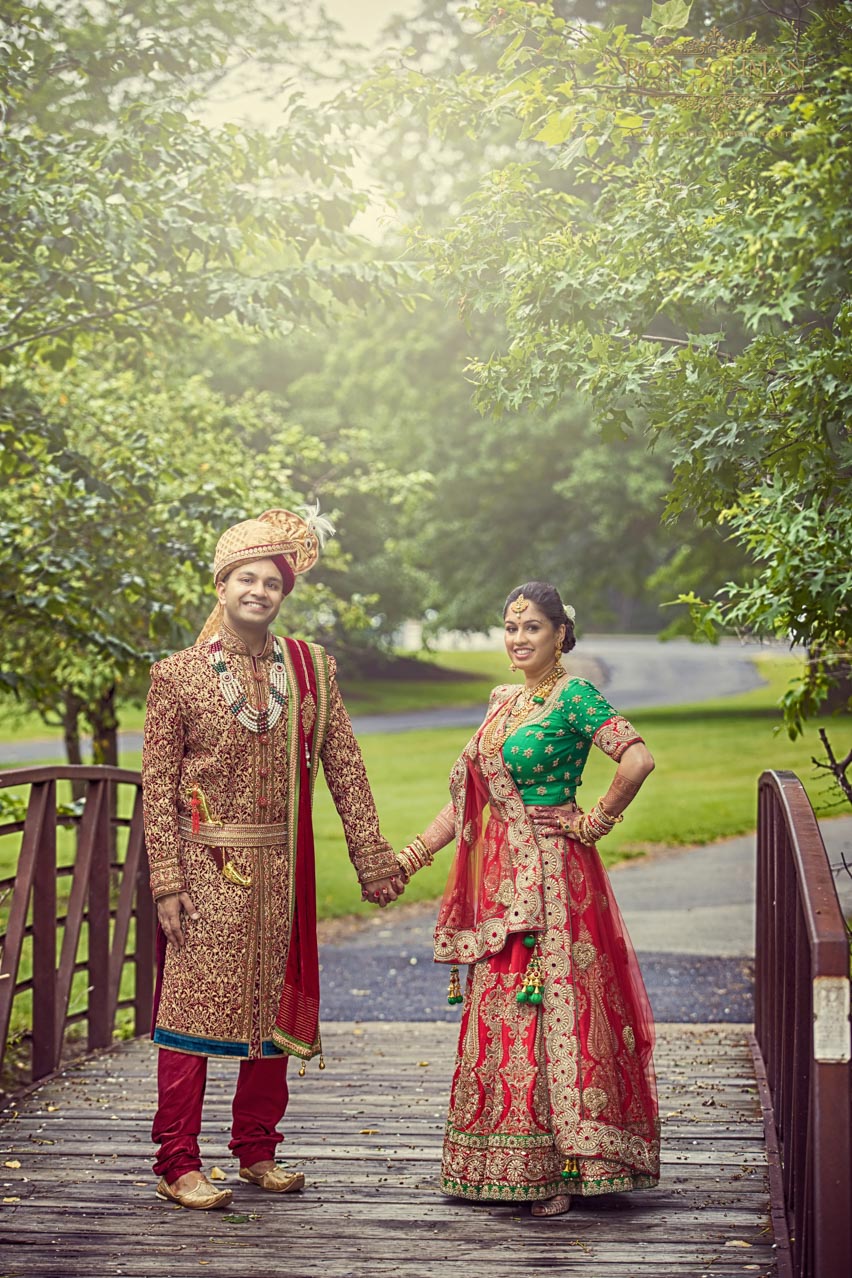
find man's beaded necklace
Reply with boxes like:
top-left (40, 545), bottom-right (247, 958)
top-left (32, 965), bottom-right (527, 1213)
top-left (208, 634), bottom-right (288, 734)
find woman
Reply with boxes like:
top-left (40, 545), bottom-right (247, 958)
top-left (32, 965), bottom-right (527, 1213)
top-left (395, 582), bottom-right (660, 1217)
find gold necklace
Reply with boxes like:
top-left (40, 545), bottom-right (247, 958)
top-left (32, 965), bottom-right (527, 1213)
top-left (480, 663), bottom-right (566, 757)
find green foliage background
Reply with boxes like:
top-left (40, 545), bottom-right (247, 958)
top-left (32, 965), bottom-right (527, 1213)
top-left (1, 0), bottom-right (849, 787)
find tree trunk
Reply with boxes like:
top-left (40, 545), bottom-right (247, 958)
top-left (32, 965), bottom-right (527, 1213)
top-left (62, 692), bottom-right (86, 802)
top-left (89, 685), bottom-right (119, 767)
top-left (88, 684), bottom-right (119, 862)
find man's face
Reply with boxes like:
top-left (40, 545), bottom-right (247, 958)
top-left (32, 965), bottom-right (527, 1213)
top-left (216, 557), bottom-right (285, 632)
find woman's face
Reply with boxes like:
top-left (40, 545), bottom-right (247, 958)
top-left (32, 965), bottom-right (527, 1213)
top-left (503, 598), bottom-right (564, 683)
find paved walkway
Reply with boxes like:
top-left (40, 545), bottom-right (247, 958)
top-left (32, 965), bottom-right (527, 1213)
top-left (316, 816), bottom-right (852, 1025)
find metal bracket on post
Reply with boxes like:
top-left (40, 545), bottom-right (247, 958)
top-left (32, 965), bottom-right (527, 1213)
top-left (813, 976), bottom-right (851, 1063)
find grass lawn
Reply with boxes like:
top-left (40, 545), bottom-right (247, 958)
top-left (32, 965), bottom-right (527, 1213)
top-left (312, 655), bottom-right (845, 918)
top-left (1, 650), bottom-right (846, 1064)
top-left (0, 647), bottom-right (567, 742)
top-left (1, 654), bottom-right (845, 925)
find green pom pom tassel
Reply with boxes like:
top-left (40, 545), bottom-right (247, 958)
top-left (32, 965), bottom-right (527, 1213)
top-left (522, 933), bottom-right (537, 949)
top-left (516, 989), bottom-right (528, 1004)
top-left (529, 991), bottom-right (543, 1005)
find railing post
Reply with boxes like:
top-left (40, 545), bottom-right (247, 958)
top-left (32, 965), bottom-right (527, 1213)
top-left (87, 780), bottom-right (112, 1053)
top-left (31, 781), bottom-right (58, 1080)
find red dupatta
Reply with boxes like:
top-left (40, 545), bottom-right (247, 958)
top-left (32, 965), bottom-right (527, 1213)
top-left (272, 637), bottom-right (329, 1060)
top-left (434, 702), bottom-right (546, 965)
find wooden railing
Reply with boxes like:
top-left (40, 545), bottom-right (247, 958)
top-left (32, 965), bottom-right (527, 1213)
top-left (0, 766), bottom-right (154, 1088)
top-left (754, 770), bottom-right (852, 1278)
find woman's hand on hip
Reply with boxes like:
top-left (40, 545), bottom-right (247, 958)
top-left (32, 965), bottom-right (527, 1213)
top-left (527, 804), bottom-right (580, 840)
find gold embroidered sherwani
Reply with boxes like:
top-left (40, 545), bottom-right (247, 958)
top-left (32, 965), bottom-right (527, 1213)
top-left (142, 627), bottom-right (395, 1059)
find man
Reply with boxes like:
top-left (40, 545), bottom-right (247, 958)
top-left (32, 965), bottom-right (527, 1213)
top-left (143, 507), bottom-right (403, 1209)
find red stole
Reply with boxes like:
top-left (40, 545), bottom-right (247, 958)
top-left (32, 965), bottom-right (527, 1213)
top-left (272, 637), bottom-right (329, 1060)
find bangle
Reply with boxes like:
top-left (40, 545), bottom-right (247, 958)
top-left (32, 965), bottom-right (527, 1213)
top-left (597, 798), bottom-right (624, 825)
top-left (396, 834), bottom-right (434, 882)
top-left (576, 799), bottom-right (623, 846)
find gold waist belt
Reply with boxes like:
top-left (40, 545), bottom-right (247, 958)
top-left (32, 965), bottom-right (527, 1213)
top-left (178, 815), bottom-right (288, 849)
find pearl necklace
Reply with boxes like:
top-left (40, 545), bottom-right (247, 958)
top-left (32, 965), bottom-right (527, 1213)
top-left (208, 634), bottom-right (288, 734)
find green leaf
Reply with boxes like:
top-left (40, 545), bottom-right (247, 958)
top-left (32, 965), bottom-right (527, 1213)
top-left (534, 111), bottom-right (575, 146)
top-left (641, 0), bottom-right (694, 36)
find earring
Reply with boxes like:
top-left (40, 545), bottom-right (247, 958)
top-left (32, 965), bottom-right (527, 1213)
top-left (509, 662), bottom-right (517, 671)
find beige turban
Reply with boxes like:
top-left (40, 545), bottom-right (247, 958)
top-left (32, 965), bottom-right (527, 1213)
top-left (196, 505), bottom-right (334, 644)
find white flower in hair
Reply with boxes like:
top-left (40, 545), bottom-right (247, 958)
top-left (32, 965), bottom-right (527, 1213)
top-left (564, 605), bottom-right (576, 621)
top-left (299, 501), bottom-right (336, 547)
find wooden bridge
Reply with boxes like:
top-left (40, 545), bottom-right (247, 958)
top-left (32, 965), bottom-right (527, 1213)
top-left (0, 766), bottom-right (849, 1278)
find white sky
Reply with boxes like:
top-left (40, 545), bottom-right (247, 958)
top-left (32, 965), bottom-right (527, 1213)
top-left (201, 1), bottom-right (422, 237)
top-left (322, 0), bottom-right (417, 46)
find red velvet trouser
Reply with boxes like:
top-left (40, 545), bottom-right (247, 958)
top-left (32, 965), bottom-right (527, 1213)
top-left (152, 1047), bottom-right (290, 1183)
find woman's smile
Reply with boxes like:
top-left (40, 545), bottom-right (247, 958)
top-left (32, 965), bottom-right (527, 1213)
top-left (504, 599), bottom-right (564, 685)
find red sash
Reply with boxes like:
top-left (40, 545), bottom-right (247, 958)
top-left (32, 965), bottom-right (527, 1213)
top-left (272, 637), bottom-right (328, 1059)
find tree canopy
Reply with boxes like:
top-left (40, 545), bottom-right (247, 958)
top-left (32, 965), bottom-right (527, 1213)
top-left (1, 0), bottom-right (849, 804)
top-left (371, 0), bottom-right (852, 746)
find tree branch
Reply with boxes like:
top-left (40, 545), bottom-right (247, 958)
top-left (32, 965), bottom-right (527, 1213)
top-left (812, 727), bottom-right (852, 808)
top-left (0, 293), bottom-right (171, 356)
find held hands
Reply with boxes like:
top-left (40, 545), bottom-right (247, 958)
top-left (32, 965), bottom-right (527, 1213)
top-left (156, 891), bottom-right (200, 947)
top-left (362, 873), bottom-right (406, 909)
top-left (361, 833), bottom-right (435, 906)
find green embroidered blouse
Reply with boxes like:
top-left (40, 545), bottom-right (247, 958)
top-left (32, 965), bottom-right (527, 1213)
top-left (501, 678), bottom-right (642, 805)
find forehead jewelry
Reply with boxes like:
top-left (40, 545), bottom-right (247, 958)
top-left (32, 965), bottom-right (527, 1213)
top-left (510, 593), bottom-right (530, 616)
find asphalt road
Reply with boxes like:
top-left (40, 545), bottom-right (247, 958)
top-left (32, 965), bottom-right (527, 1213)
top-left (0, 634), bottom-right (783, 762)
top-left (316, 816), bottom-right (852, 1025)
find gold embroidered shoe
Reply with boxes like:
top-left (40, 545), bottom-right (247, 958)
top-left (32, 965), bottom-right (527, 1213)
top-left (156, 1174), bottom-right (233, 1210)
top-left (238, 1164), bottom-right (306, 1193)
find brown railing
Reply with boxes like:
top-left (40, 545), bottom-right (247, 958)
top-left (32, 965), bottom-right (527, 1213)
top-left (754, 770), bottom-right (852, 1278)
top-left (0, 765), bottom-right (155, 1088)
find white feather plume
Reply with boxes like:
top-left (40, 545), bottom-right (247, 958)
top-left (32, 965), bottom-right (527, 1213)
top-left (299, 501), bottom-right (336, 547)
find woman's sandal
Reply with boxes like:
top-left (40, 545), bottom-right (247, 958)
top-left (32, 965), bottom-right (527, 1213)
top-left (531, 1193), bottom-right (572, 1217)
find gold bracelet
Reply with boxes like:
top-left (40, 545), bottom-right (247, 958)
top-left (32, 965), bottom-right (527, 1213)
top-left (396, 834), bottom-right (434, 883)
top-left (597, 798), bottom-right (624, 825)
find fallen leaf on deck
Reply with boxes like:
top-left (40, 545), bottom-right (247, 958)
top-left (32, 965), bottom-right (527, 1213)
top-left (2, 1197), bottom-right (20, 1204)
top-left (417, 1061), bottom-right (430, 1067)
top-left (725, 1240), bottom-right (752, 1248)
top-left (359, 1129), bottom-right (379, 1135)
top-left (45, 1105), bottom-right (59, 1112)
top-left (4, 1160), bottom-right (21, 1169)
top-left (208, 1167), bottom-right (227, 1181)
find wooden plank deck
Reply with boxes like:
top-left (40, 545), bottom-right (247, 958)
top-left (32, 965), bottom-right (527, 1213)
top-left (0, 1023), bottom-right (779, 1278)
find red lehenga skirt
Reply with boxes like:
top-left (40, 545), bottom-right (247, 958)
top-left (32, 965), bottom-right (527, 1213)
top-left (440, 817), bottom-right (660, 1202)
